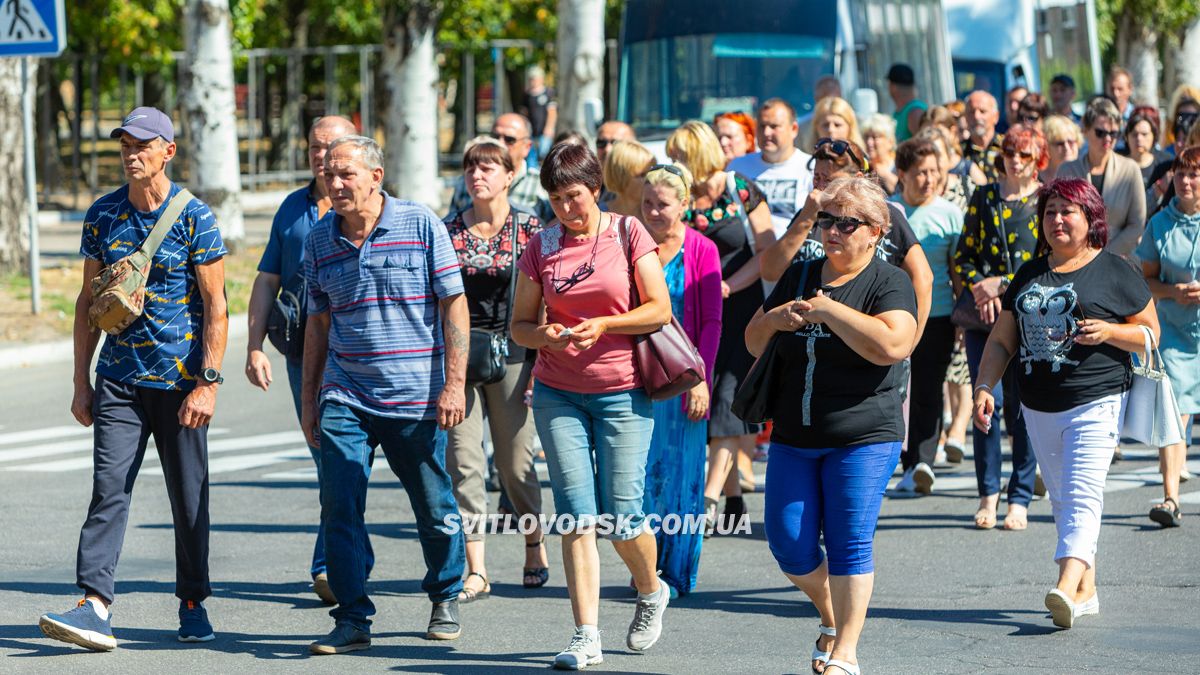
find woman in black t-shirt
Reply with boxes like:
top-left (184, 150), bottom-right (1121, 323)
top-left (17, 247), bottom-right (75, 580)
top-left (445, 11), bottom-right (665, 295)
top-left (973, 178), bottom-right (1158, 631)
top-left (443, 137), bottom-right (548, 600)
top-left (745, 177), bottom-right (917, 675)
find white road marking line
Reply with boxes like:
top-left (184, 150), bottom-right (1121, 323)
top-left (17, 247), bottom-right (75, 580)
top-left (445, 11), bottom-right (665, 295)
top-left (0, 426), bottom-right (88, 447)
top-left (4, 429), bottom-right (299, 473)
top-left (0, 428), bottom-right (231, 464)
top-left (142, 448), bottom-right (312, 476)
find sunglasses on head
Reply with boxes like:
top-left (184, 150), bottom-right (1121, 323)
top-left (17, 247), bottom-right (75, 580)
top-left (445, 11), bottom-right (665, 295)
top-left (491, 132), bottom-right (527, 146)
top-left (647, 163), bottom-right (684, 179)
top-left (1091, 128), bottom-right (1120, 140)
top-left (811, 137), bottom-right (870, 172)
top-left (815, 211), bottom-right (871, 234)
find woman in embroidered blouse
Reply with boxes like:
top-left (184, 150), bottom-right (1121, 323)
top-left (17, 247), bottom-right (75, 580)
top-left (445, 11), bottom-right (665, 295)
top-left (639, 162), bottom-right (723, 596)
top-left (953, 123), bottom-right (1046, 531)
top-left (666, 120), bottom-right (775, 534)
top-left (442, 137), bottom-right (548, 601)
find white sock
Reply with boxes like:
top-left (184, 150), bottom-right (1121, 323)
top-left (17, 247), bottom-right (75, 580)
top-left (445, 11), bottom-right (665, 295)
top-left (638, 581), bottom-right (663, 601)
top-left (577, 624), bottom-right (599, 638)
top-left (86, 598), bottom-right (109, 620)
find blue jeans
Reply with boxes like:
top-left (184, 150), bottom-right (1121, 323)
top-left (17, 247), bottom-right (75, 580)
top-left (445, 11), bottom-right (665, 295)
top-left (964, 330), bottom-right (1037, 506)
top-left (286, 361), bottom-right (330, 576)
top-left (764, 441), bottom-right (901, 577)
top-left (531, 382), bottom-right (653, 541)
top-left (319, 401), bottom-right (465, 631)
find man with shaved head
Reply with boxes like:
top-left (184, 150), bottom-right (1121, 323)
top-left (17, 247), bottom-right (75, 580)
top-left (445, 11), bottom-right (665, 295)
top-left (963, 90), bottom-right (1004, 184)
top-left (448, 112), bottom-right (551, 221)
top-left (595, 120), bottom-right (636, 164)
top-left (246, 115), bottom-right (360, 605)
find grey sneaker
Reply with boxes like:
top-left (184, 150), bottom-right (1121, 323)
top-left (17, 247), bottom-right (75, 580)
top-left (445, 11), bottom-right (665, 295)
top-left (626, 583), bottom-right (668, 651)
top-left (553, 627), bottom-right (603, 670)
top-left (309, 623), bottom-right (371, 655)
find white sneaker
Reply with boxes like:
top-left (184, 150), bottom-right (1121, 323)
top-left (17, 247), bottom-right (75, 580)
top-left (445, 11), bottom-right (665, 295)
top-left (934, 447), bottom-right (949, 466)
top-left (893, 468), bottom-right (917, 493)
top-left (913, 462), bottom-right (935, 494)
top-left (626, 583), bottom-right (669, 651)
top-left (1074, 592), bottom-right (1099, 620)
top-left (553, 626), bottom-right (602, 670)
top-left (1045, 589), bottom-right (1075, 629)
top-left (1181, 467), bottom-right (1193, 483)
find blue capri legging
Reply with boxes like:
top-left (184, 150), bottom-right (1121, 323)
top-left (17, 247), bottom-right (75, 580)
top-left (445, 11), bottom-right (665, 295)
top-left (764, 441), bottom-right (901, 577)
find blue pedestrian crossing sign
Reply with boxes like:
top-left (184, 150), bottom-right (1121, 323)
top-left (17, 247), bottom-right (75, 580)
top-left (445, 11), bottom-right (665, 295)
top-left (0, 0), bottom-right (65, 57)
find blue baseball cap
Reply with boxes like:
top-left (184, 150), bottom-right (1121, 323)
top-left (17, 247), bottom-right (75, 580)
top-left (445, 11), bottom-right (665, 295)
top-left (110, 106), bottom-right (175, 143)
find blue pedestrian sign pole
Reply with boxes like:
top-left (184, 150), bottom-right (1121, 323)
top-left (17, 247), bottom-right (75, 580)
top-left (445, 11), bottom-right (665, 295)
top-left (1, 0), bottom-right (65, 314)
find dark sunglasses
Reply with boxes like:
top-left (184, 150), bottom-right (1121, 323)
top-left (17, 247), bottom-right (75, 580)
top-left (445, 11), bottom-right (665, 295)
top-left (647, 163), bottom-right (684, 179)
top-left (552, 262), bottom-right (595, 294)
top-left (1091, 128), bottom-right (1120, 140)
top-left (1175, 112), bottom-right (1198, 137)
top-left (595, 138), bottom-right (620, 149)
top-left (811, 137), bottom-right (870, 172)
top-left (1003, 149), bottom-right (1035, 161)
top-left (491, 132), bottom-right (527, 146)
top-left (815, 211), bottom-right (871, 234)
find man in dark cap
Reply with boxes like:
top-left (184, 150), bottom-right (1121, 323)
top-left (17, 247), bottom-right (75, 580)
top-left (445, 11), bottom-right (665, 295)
top-left (38, 106), bottom-right (228, 650)
top-left (887, 63), bottom-right (927, 143)
top-left (1049, 74), bottom-right (1081, 124)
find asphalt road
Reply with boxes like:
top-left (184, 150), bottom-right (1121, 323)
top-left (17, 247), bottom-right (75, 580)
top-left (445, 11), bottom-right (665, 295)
top-left (1, 350), bottom-right (1198, 674)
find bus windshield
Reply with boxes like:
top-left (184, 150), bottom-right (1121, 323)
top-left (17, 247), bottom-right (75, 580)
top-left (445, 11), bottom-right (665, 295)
top-left (618, 0), bottom-right (838, 138)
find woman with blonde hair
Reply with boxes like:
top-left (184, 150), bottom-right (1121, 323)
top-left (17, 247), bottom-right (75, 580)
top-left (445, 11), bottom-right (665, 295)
top-left (640, 162), bottom-right (723, 595)
top-left (809, 96), bottom-right (865, 154)
top-left (1165, 85), bottom-right (1200, 148)
top-left (666, 120), bottom-right (774, 535)
top-left (1042, 115), bottom-right (1082, 184)
top-left (603, 140), bottom-right (656, 217)
top-left (862, 113), bottom-right (899, 194)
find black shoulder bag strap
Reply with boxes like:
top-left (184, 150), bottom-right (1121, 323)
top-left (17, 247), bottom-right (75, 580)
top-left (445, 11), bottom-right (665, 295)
top-left (501, 210), bottom-right (521, 343)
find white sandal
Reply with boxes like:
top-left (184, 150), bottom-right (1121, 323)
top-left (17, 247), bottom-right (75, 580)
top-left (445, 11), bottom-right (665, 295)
top-left (810, 624), bottom-right (836, 673)
top-left (824, 659), bottom-right (861, 675)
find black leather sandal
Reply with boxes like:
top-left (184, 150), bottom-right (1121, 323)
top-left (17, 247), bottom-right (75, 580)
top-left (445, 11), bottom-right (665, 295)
top-left (457, 572), bottom-right (490, 603)
top-left (523, 538), bottom-right (550, 588)
top-left (1149, 497), bottom-right (1182, 528)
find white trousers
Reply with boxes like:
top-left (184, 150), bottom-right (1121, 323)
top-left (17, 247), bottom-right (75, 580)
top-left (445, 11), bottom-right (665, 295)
top-left (1021, 393), bottom-right (1125, 568)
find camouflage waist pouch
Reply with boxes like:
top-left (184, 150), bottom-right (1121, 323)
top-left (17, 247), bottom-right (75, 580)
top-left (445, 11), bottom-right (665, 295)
top-left (88, 189), bottom-right (194, 335)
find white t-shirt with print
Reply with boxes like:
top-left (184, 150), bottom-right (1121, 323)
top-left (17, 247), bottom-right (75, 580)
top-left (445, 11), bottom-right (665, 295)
top-left (727, 149), bottom-right (814, 238)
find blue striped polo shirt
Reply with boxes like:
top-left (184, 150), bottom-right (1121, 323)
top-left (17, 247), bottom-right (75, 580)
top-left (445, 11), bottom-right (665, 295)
top-left (303, 193), bottom-right (464, 419)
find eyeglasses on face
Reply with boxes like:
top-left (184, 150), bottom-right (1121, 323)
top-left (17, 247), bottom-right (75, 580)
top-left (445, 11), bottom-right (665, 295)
top-left (815, 211), bottom-right (871, 234)
top-left (552, 262), bottom-right (595, 293)
top-left (491, 132), bottom-right (528, 146)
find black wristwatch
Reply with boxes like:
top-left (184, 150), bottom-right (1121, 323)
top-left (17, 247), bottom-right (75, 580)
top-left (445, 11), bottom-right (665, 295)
top-left (199, 368), bottom-right (224, 385)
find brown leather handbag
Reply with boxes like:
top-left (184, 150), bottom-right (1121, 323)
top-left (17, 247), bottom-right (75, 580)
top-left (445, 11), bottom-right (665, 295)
top-left (617, 217), bottom-right (706, 401)
top-left (88, 189), bottom-right (193, 335)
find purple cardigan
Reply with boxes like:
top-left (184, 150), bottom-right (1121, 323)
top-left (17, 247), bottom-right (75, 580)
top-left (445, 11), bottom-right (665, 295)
top-left (680, 227), bottom-right (723, 411)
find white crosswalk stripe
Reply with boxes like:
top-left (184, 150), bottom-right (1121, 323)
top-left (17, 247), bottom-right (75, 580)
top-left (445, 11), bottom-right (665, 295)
top-left (0, 425), bottom-right (89, 448)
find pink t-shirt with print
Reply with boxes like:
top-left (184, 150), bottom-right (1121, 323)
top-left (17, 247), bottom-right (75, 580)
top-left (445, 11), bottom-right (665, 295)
top-left (517, 214), bottom-right (658, 394)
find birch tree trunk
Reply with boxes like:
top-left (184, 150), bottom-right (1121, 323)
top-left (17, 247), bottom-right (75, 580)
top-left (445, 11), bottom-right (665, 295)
top-left (180, 0), bottom-right (245, 247)
top-left (381, 2), bottom-right (443, 212)
top-left (1178, 16), bottom-right (1200, 92)
top-left (1127, 26), bottom-right (1160, 108)
top-left (0, 59), bottom-right (34, 275)
top-left (556, 0), bottom-right (606, 140)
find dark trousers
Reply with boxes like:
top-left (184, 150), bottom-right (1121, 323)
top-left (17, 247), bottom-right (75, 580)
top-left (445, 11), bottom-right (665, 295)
top-left (76, 376), bottom-right (211, 605)
top-left (903, 316), bottom-right (957, 470)
top-left (319, 401), bottom-right (465, 631)
top-left (964, 330), bottom-right (1037, 506)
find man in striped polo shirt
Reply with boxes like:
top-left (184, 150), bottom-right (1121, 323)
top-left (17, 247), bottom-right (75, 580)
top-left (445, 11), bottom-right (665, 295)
top-left (300, 135), bottom-right (469, 655)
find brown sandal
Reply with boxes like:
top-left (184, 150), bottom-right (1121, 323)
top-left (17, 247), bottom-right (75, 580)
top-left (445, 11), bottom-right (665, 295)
top-left (457, 572), bottom-right (490, 603)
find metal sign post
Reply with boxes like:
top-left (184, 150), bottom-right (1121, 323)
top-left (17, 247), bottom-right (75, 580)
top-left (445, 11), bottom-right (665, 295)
top-left (2, 0), bottom-right (68, 315)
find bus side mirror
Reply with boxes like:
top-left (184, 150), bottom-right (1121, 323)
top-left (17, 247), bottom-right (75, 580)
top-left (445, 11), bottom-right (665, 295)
top-left (851, 88), bottom-right (878, 118)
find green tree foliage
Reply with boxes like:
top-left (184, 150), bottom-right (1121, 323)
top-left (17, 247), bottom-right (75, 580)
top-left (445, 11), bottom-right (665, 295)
top-left (1095, 0), bottom-right (1200, 66)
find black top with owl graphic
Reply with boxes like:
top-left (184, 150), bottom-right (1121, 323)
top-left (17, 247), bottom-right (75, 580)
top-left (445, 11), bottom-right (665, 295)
top-left (1002, 251), bottom-right (1152, 413)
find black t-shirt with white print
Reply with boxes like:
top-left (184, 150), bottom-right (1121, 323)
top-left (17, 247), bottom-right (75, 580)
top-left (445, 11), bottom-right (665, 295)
top-left (1001, 250), bottom-right (1152, 413)
top-left (764, 256), bottom-right (918, 448)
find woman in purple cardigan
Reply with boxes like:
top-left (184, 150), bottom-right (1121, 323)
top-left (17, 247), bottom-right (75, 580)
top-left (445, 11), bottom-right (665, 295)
top-left (639, 163), bottom-right (723, 596)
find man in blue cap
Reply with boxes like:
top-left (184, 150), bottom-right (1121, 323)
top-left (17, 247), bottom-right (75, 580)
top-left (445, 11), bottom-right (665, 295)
top-left (38, 106), bottom-right (228, 650)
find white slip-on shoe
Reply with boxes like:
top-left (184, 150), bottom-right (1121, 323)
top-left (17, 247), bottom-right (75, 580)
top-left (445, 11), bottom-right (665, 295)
top-left (1073, 592), bottom-right (1099, 619)
top-left (1045, 589), bottom-right (1075, 629)
top-left (912, 463), bottom-right (935, 494)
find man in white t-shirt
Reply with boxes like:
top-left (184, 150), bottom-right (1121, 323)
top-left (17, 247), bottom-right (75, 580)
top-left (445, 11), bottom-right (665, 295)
top-left (727, 98), bottom-right (814, 238)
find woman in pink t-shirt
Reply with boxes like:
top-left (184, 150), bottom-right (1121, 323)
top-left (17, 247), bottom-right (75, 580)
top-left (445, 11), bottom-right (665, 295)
top-left (512, 142), bottom-right (673, 669)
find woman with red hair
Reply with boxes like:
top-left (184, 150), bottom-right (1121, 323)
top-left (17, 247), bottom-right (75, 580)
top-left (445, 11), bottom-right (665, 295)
top-left (713, 112), bottom-right (756, 164)
top-left (973, 178), bottom-right (1158, 629)
top-left (952, 124), bottom-right (1048, 530)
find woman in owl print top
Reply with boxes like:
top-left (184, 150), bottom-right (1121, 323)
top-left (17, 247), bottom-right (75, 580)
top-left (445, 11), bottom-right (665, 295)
top-left (442, 137), bottom-right (549, 601)
top-left (972, 178), bottom-right (1158, 631)
top-left (952, 124), bottom-right (1045, 531)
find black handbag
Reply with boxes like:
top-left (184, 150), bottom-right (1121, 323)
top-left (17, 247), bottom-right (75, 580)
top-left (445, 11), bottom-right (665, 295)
top-left (465, 213), bottom-right (521, 386)
top-left (267, 272), bottom-right (307, 361)
top-left (731, 260), bottom-right (812, 423)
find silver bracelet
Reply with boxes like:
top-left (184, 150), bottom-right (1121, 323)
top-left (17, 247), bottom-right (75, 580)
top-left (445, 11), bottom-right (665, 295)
top-left (973, 383), bottom-right (992, 395)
